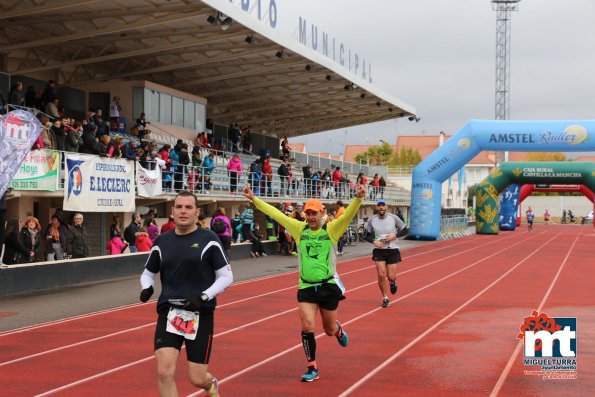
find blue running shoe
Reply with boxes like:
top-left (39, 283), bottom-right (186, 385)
top-left (301, 366), bottom-right (319, 382)
top-left (335, 321), bottom-right (349, 347)
top-left (390, 281), bottom-right (397, 295)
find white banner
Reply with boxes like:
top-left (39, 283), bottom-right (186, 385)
top-left (136, 162), bottom-right (162, 197)
top-left (63, 153), bottom-right (135, 212)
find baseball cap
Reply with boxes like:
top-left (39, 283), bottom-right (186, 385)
top-left (304, 199), bottom-right (324, 213)
top-left (377, 199), bottom-right (387, 205)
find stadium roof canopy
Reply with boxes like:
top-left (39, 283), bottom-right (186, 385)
top-left (0, 0), bottom-right (416, 138)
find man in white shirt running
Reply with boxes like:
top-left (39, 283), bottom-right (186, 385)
top-left (365, 199), bottom-right (407, 308)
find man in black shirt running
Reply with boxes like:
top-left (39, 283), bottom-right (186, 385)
top-left (139, 191), bottom-right (232, 397)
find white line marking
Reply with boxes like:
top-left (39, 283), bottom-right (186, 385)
top-left (489, 232), bottom-right (581, 397)
top-left (338, 232), bottom-right (565, 396)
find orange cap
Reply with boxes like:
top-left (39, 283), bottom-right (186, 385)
top-left (304, 199), bottom-right (324, 213)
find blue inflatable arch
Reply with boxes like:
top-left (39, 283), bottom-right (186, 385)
top-left (409, 119), bottom-right (595, 240)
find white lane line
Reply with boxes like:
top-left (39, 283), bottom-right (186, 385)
top-left (183, 232), bottom-right (541, 396)
top-left (489, 232), bottom-right (581, 397)
top-left (338, 232), bottom-right (565, 396)
top-left (1, 233), bottom-right (516, 366)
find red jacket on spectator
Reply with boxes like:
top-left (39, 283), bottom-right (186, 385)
top-left (262, 157), bottom-right (272, 178)
top-left (332, 169), bottom-right (342, 186)
top-left (135, 232), bottom-right (153, 252)
top-left (160, 219), bottom-right (176, 234)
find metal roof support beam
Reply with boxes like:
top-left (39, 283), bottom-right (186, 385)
top-left (0, 0), bottom-right (99, 20)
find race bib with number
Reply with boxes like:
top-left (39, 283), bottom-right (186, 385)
top-left (166, 307), bottom-right (200, 340)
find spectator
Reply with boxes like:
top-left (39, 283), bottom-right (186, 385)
top-left (106, 135), bottom-right (123, 158)
top-left (8, 81), bottom-right (25, 107)
top-left (44, 215), bottom-right (67, 261)
top-left (109, 96), bottom-right (122, 132)
top-left (231, 212), bottom-right (242, 243)
top-left (2, 217), bottom-right (33, 265)
top-left (106, 232), bottom-right (128, 255)
top-left (46, 98), bottom-right (61, 119)
top-left (227, 152), bottom-right (242, 195)
top-left (65, 121), bottom-right (82, 152)
top-left (229, 123), bottom-right (241, 152)
top-left (25, 86), bottom-right (37, 108)
top-left (242, 126), bottom-right (252, 154)
top-left (145, 212), bottom-right (160, 242)
top-left (174, 143), bottom-right (190, 191)
top-left (160, 215), bottom-right (176, 234)
top-left (197, 211), bottom-right (207, 229)
top-left (210, 207), bottom-right (232, 253)
top-left (40, 80), bottom-right (57, 108)
top-left (37, 114), bottom-right (55, 150)
top-left (240, 203), bottom-right (254, 242)
top-left (19, 216), bottom-right (42, 262)
top-left (110, 216), bottom-right (123, 239)
top-left (191, 146), bottom-right (203, 167)
top-left (135, 228), bottom-right (153, 252)
top-left (302, 164), bottom-right (313, 196)
top-left (96, 134), bottom-right (111, 157)
top-left (265, 214), bottom-right (275, 240)
top-left (80, 124), bottom-right (98, 154)
top-left (261, 155), bottom-right (273, 197)
top-left (379, 176), bottom-right (387, 199)
top-left (121, 140), bottom-right (139, 160)
top-left (94, 108), bottom-right (108, 137)
top-left (124, 213), bottom-right (142, 253)
top-left (332, 167), bottom-right (342, 197)
top-left (66, 213), bottom-right (89, 258)
top-left (135, 112), bottom-right (151, 140)
top-left (202, 151), bottom-right (215, 175)
top-left (278, 157), bottom-right (290, 197)
top-left (280, 136), bottom-right (291, 159)
top-left (250, 223), bottom-right (267, 257)
top-left (249, 158), bottom-right (262, 195)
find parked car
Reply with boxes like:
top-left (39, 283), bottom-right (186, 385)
top-left (581, 210), bottom-right (593, 224)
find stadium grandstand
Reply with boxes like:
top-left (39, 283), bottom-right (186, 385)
top-left (0, 0), bottom-right (416, 262)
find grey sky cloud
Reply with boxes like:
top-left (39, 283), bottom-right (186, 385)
top-left (285, 0), bottom-right (595, 155)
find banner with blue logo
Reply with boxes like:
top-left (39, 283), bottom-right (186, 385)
top-left (63, 153), bottom-right (135, 212)
top-left (499, 184), bottom-right (520, 230)
top-left (0, 110), bottom-right (43, 198)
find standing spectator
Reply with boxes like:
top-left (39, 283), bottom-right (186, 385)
top-left (135, 112), bottom-right (151, 140)
top-left (124, 213), bottom-right (142, 253)
top-left (249, 158), bottom-right (262, 195)
top-left (202, 151), bottom-right (215, 176)
top-left (371, 174), bottom-right (380, 201)
top-left (51, 118), bottom-right (65, 151)
top-left (302, 164), bottom-right (313, 197)
top-left (242, 126), bottom-right (252, 154)
top-left (110, 216), bottom-right (123, 239)
top-left (65, 121), bottom-right (82, 152)
top-left (106, 135), bottom-right (123, 158)
top-left (109, 96), bottom-right (122, 132)
top-left (210, 207), bottom-right (232, 253)
top-left (160, 215), bottom-right (176, 234)
top-left (46, 98), bottom-right (61, 119)
top-left (378, 176), bottom-right (387, 199)
top-left (2, 217), bottom-right (34, 266)
top-left (191, 146), bottom-right (203, 167)
top-left (67, 213), bottom-right (89, 258)
top-left (280, 136), bottom-right (291, 159)
top-left (278, 157), bottom-right (290, 197)
top-left (25, 86), bottom-right (37, 108)
top-left (229, 123), bottom-right (241, 152)
top-left (37, 114), bottom-right (56, 150)
top-left (8, 81), bottom-right (25, 107)
top-left (174, 143), bottom-right (190, 191)
top-left (227, 152), bottom-right (242, 195)
top-left (19, 216), bottom-right (42, 262)
top-left (106, 232), bottom-right (128, 255)
top-left (250, 223), bottom-right (267, 257)
top-left (261, 155), bottom-right (273, 197)
top-left (40, 80), bottom-right (57, 108)
top-left (44, 215), bottom-right (67, 261)
top-left (122, 140), bottom-right (139, 161)
top-left (332, 167), bottom-right (342, 198)
top-left (80, 125), bottom-right (98, 154)
top-left (240, 203), bottom-right (254, 242)
top-left (135, 228), bottom-right (153, 252)
top-left (231, 212), bottom-right (242, 243)
top-left (145, 212), bottom-right (160, 243)
top-left (94, 108), bottom-right (108, 137)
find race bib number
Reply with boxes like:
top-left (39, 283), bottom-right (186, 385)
top-left (166, 307), bottom-right (199, 340)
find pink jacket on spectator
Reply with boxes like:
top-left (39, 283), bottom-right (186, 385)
top-left (146, 223), bottom-right (159, 242)
top-left (106, 237), bottom-right (128, 255)
top-left (227, 156), bottom-right (242, 173)
top-left (211, 215), bottom-right (231, 237)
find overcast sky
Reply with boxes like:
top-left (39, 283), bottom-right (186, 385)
top-left (283, 0), bottom-right (595, 155)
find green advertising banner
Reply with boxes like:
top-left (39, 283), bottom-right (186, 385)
top-left (476, 161), bottom-right (595, 234)
top-left (10, 149), bottom-right (60, 191)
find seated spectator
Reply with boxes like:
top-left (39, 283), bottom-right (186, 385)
top-left (46, 98), bottom-right (61, 119)
top-left (134, 112), bottom-right (151, 140)
top-left (96, 134), bottom-right (111, 157)
top-left (191, 146), bottom-right (203, 167)
top-left (122, 140), bottom-right (139, 161)
top-left (202, 151), bottom-right (215, 175)
top-left (80, 125), bottom-right (99, 154)
top-left (106, 135), bottom-right (123, 158)
top-left (135, 228), bottom-right (153, 252)
top-left (106, 232), bottom-right (128, 255)
top-left (250, 223), bottom-right (267, 258)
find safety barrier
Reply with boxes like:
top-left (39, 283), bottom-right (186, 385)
top-left (439, 215), bottom-right (473, 240)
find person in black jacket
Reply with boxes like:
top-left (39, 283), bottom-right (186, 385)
top-left (124, 213), bottom-right (142, 253)
top-left (278, 157), bottom-right (290, 196)
top-left (174, 143), bottom-right (190, 191)
top-left (19, 216), bottom-right (42, 262)
top-left (2, 217), bottom-right (34, 266)
top-left (66, 213), bottom-right (89, 258)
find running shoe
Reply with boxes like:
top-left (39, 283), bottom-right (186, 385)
top-left (250, 251), bottom-right (256, 258)
top-left (301, 366), bottom-right (319, 382)
top-left (336, 321), bottom-right (349, 347)
top-left (381, 297), bottom-right (390, 308)
top-left (389, 281), bottom-right (397, 295)
top-left (208, 377), bottom-right (219, 396)
top-left (261, 253), bottom-right (267, 257)
top-left (291, 251), bottom-right (298, 256)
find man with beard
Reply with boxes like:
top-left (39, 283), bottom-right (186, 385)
top-left (365, 200), bottom-right (408, 308)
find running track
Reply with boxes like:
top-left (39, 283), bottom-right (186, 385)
top-left (1, 225), bottom-right (592, 396)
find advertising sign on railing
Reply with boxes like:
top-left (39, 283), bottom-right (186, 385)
top-left (63, 153), bottom-right (135, 212)
top-left (10, 149), bottom-right (59, 191)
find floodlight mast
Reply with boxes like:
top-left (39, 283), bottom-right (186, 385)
top-left (492, 0), bottom-right (520, 165)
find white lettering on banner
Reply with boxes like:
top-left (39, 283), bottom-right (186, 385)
top-left (63, 153), bottom-right (135, 212)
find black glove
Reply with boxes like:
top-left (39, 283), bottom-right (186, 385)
top-left (182, 294), bottom-right (208, 312)
top-left (139, 285), bottom-right (154, 303)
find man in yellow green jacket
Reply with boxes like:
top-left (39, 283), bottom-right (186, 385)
top-left (242, 183), bottom-right (366, 382)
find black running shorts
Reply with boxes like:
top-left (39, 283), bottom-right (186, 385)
top-left (297, 283), bottom-right (344, 311)
top-left (372, 248), bottom-right (402, 265)
top-left (154, 309), bottom-right (214, 364)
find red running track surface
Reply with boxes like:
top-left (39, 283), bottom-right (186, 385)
top-left (0, 225), bottom-right (592, 397)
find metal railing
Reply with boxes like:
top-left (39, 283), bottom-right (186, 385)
top-left (439, 215), bottom-right (473, 240)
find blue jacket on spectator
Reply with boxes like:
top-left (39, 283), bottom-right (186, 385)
top-left (203, 154), bottom-right (215, 175)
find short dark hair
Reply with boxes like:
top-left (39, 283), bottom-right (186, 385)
top-left (174, 190), bottom-right (199, 207)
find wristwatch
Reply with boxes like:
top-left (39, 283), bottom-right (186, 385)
top-left (201, 293), bottom-right (209, 302)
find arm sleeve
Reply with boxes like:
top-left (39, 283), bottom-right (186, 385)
top-left (327, 198), bottom-right (363, 242)
top-left (140, 268), bottom-right (157, 289)
top-left (202, 264), bottom-right (233, 300)
top-left (143, 245), bottom-right (162, 273)
top-left (252, 197), bottom-right (306, 242)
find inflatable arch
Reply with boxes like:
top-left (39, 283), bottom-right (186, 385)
top-left (476, 162), bottom-right (595, 234)
top-left (409, 120), bottom-right (595, 240)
